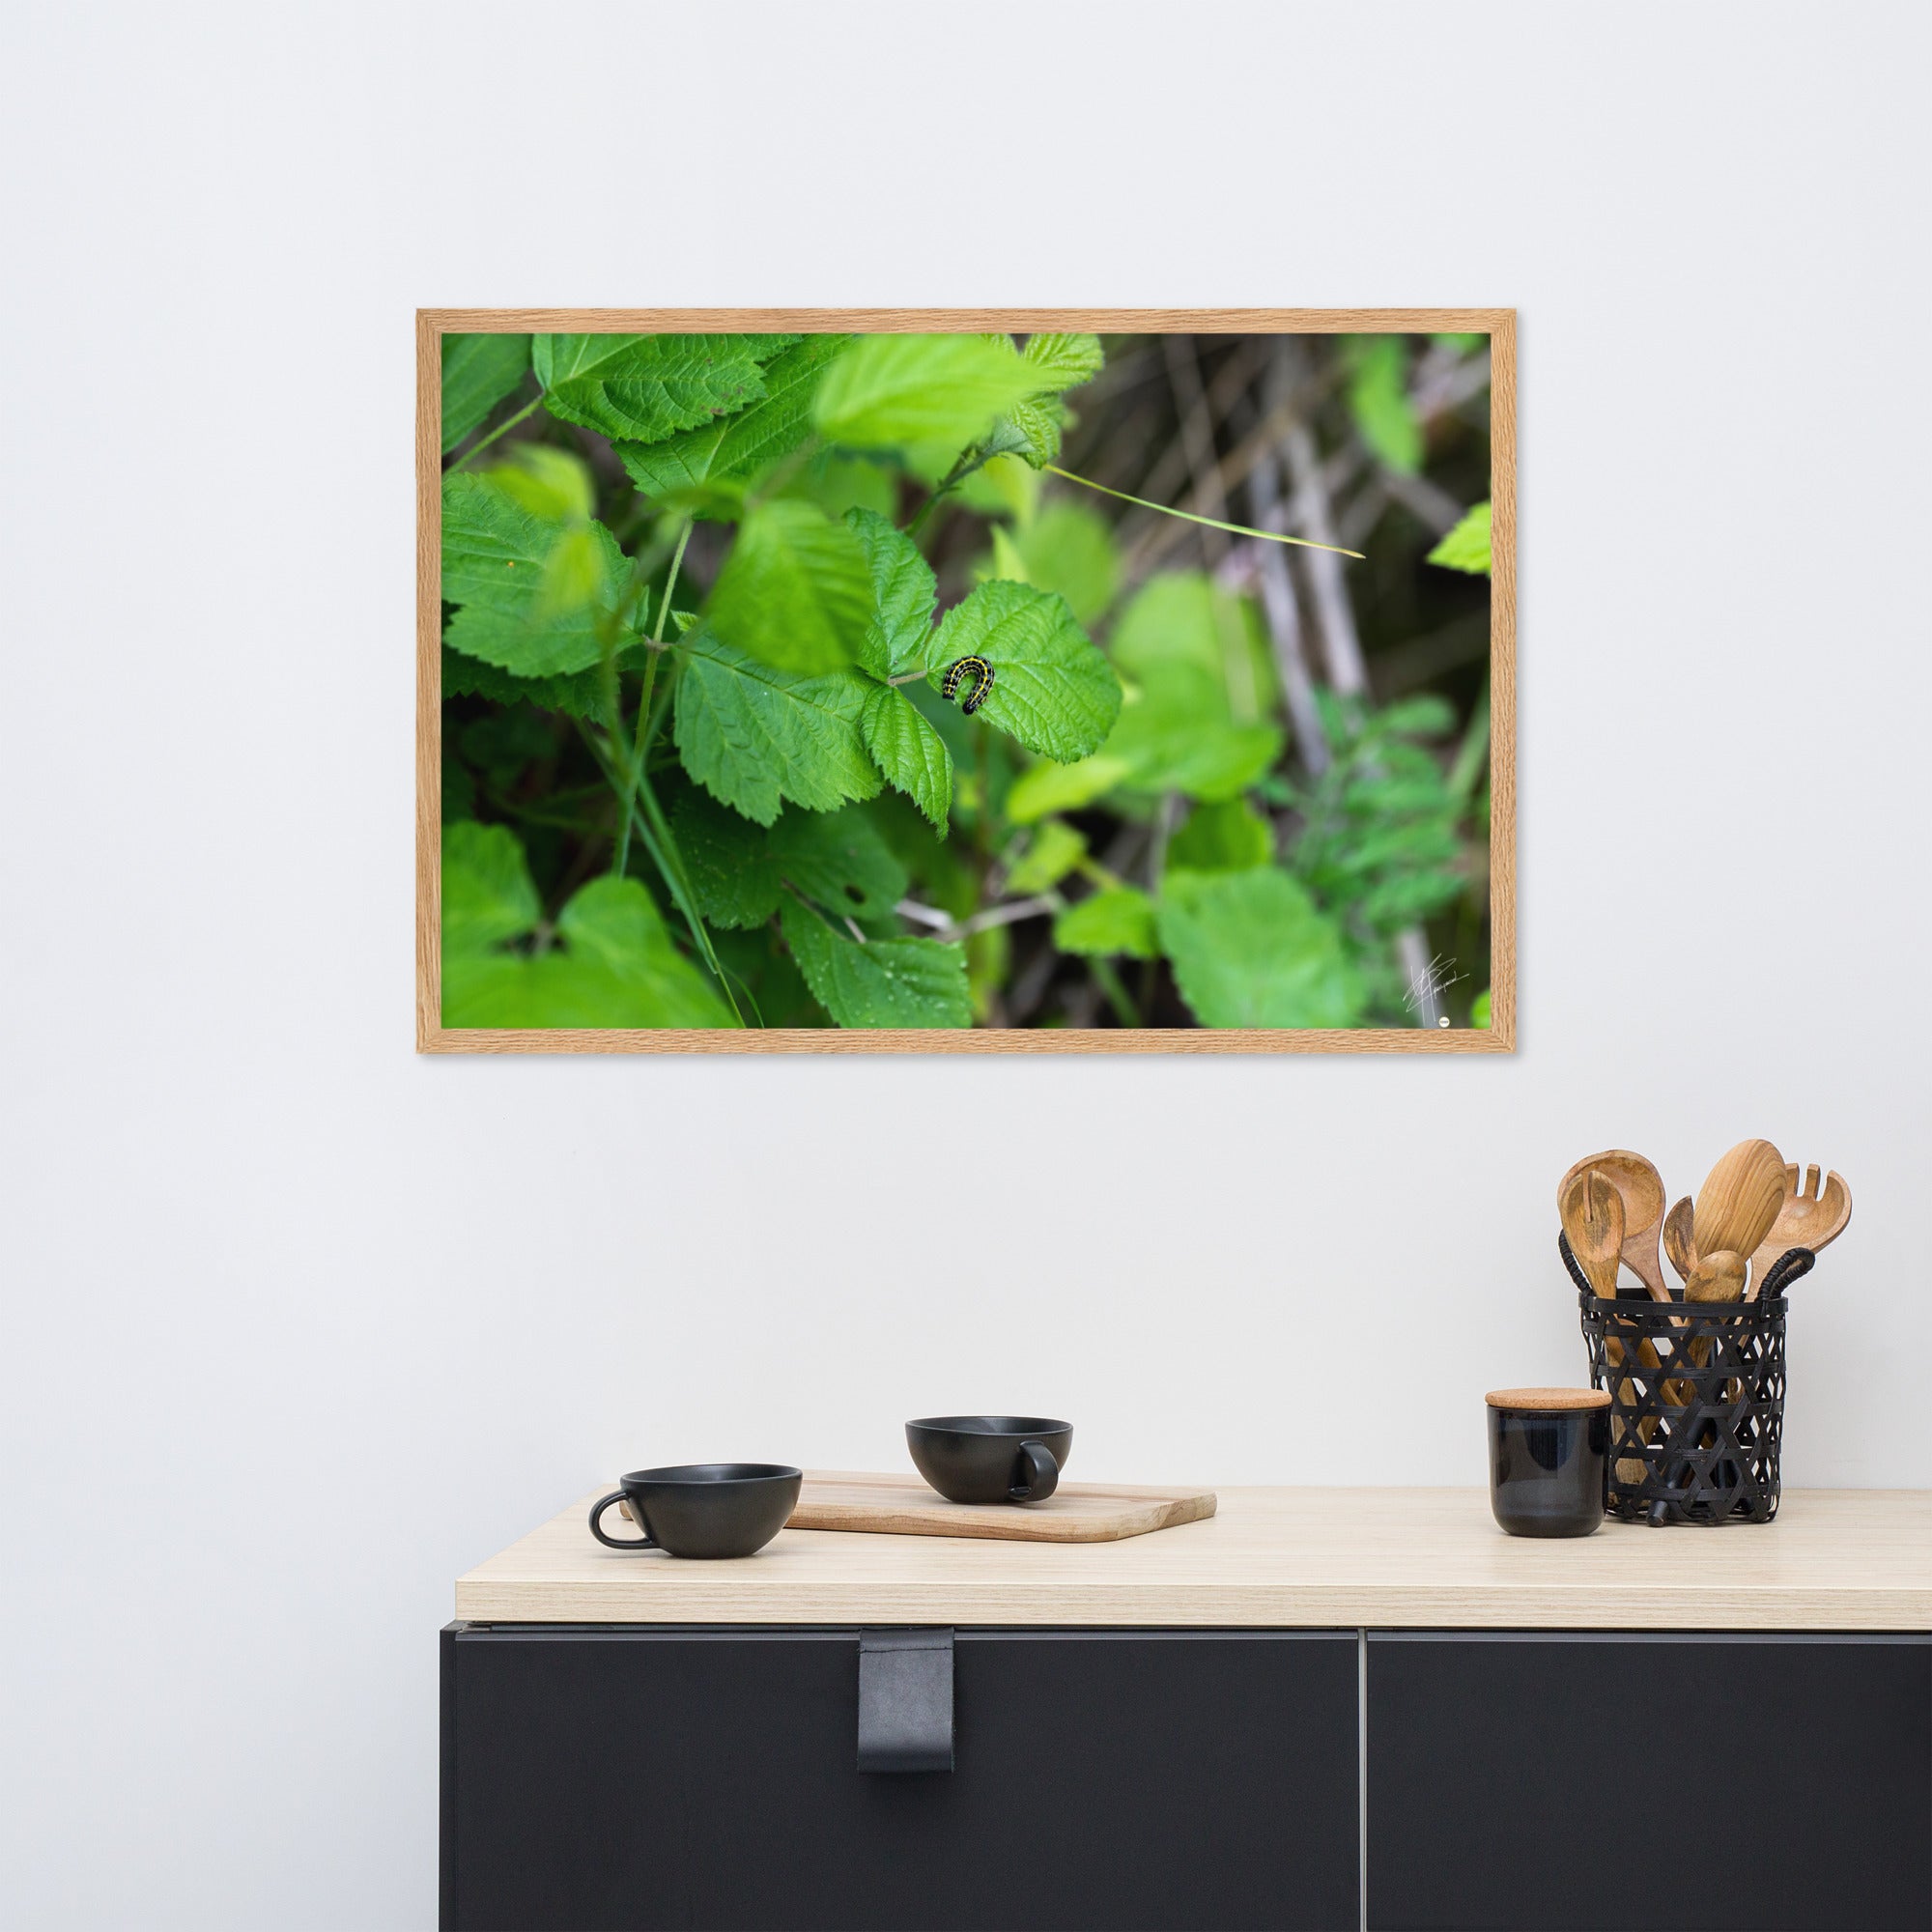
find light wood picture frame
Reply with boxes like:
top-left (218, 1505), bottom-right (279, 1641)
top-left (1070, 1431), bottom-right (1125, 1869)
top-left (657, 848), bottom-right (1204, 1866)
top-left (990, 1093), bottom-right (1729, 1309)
top-left (417, 309), bottom-right (1515, 1054)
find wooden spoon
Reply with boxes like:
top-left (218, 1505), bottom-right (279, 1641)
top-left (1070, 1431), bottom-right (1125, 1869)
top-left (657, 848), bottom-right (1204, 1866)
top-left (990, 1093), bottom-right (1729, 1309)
top-left (1559, 1168), bottom-right (1624, 1296)
top-left (1684, 1249), bottom-right (1746, 1304)
top-left (1747, 1165), bottom-right (1852, 1299)
top-left (1557, 1151), bottom-right (1669, 1301)
top-left (1692, 1140), bottom-right (1786, 1267)
top-left (1662, 1197), bottom-right (1697, 1285)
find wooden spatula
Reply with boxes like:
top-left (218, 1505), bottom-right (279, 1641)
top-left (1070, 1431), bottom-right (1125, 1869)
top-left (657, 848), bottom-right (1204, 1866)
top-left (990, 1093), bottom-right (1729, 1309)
top-left (1692, 1140), bottom-right (1786, 1267)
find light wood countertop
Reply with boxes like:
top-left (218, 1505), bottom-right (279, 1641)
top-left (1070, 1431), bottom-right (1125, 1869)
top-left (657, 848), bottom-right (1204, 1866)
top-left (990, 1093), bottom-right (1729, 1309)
top-left (455, 1482), bottom-right (1932, 1631)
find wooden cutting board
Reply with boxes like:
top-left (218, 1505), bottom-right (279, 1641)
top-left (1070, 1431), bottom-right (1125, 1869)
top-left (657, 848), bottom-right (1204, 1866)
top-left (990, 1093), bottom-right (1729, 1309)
top-left (785, 1470), bottom-right (1217, 1544)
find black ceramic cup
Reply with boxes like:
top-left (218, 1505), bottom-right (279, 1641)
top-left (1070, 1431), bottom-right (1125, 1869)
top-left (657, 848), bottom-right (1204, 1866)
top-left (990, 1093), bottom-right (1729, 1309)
top-left (905, 1416), bottom-right (1072, 1505)
top-left (587, 1463), bottom-right (802, 1558)
top-left (1486, 1389), bottom-right (1608, 1538)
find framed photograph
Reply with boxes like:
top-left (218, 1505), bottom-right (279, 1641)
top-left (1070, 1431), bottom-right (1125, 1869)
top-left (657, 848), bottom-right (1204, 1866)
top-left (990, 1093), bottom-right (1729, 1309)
top-left (417, 309), bottom-right (1514, 1053)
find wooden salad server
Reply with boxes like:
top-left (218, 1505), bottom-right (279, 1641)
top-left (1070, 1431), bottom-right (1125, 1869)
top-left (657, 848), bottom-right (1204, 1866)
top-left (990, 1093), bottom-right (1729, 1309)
top-left (1558, 1151), bottom-right (1669, 1301)
top-left (1560, 1169), bottom-right (1650, 1482)
top-left (1559, 1168), bottom-right (1625, 1297)
top-left (1747, 1165), bottom-right (1852, 1299)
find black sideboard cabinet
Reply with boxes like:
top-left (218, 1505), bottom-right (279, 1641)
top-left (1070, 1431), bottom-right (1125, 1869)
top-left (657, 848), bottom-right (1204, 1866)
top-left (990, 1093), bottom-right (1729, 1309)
top-left (441, 1623), bottom-right (1930, 1932)
top-left (442, 1626), bottom-right (1360, 1931)
top-left (1366, 1632), bottom-right (1932, 1932)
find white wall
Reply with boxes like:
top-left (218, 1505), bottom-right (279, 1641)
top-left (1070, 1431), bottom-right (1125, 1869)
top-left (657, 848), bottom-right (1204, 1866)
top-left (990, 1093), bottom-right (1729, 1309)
top-left (4, 2), bottom-right (1927, 1924)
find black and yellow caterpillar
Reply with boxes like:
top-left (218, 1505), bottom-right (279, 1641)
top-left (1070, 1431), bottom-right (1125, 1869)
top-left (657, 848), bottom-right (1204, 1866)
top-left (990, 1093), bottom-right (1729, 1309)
top-left (941, 655), bottom-right (994, 716)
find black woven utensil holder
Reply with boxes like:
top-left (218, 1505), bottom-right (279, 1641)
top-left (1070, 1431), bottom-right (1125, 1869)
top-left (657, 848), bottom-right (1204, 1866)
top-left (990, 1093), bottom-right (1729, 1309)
top-left (1566, 1234), bottom-right (1804, 1525)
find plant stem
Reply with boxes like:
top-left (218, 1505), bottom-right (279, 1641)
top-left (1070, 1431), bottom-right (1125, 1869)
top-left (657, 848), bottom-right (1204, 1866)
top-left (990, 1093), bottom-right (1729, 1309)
top-left (1447, 678), bottom-right (1492, 802)
top-left (613, 521), bottom-right (694, 878)
top-left (575, 721), bottom-right (746, 1026)
top-left (1147, 790), bottom-right (1179, 893)
top-left (448, 395), bottom-right (542, 472)
top-left (1041, 462), bottom-right (1365, 559)
top-left (1091, 957), bottom-right (1143, 1028)
top-left (651, 522), bottom-right (693, 646)
top-left (904, 446), bottom-right (985, 540)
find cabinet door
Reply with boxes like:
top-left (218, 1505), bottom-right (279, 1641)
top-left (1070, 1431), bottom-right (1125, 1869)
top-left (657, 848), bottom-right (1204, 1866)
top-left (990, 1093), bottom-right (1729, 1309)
top-left (1366, 1632), bottom-right (1932, 1931)
top-left (442, 1625), bottom-right (1359, 1932)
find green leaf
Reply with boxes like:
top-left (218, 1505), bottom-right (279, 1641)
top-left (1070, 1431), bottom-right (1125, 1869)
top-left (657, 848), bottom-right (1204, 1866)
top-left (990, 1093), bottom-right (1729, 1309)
top-left (770, 806), bottom-right (909, 922)
top-left (1344, 336), bottom-right (1422, 475)
top-left (707, 499), bottom-right (871, 675)
top-left (439, 833), bottom-right (731, 1028)
top-left (928, 581), bottom-right (1122, 761)
top-left (844, 506), bottom-right (937, 678)
top-left (1356, 868), bottom-right (1465, 926)
top-left (1157, 869), bottom-right (1364, 1028)
top-left (990, 392), bottom-right (1070, 468)
top-left (532, 332), bottom-right (795, 441)
top-left (1132, 724), bottom-right (1283, 802)
top-left (1021, 332), bottom-right (1104, 388)
top-left (1470, 986), bottom-right (1492, 1029)
top-left (441, 333), bottom-right (530, 452)
top-left (1011, 500), bottom-right (1120, 626)
top-left (710, 923), bottom-right (832, 1027)
top-left (441, 642), bottom-right (652, 720)
top-left (534, 523), bottom-right (605, 620)
top-left (780, 451), bottom-right (898, 522)
top-left (443, 941), bottom-right (729, 1031)
top-left (1053, 885), bottom-right (1158, 959)
top-left (457, 708), bottom-right (554, 789)
top-left (480, 444), bottom-right (595, 523)
top-left (1371, 694), bottom-right (1458, 740)
top-left (869, 791), bottom-right (979, 920)
top-left (672, 624), bottom-right (882, 826)
top-left (1102, 573), bottom-right (1281, 799)
top-left (1427, 500), bottom-right (1492, 576)
top-left (984, 523), bottom-right (1031, 587)
top-left (441, 473), bottom-right (635, 677)
top-left (1004, 753), bottom-right (1132, 824)
top-left (860, 683), bottom-right (952, 829)
top-left (1168, 798), bottom-right (1274, 872)
top-left (1006, 818), bottom-right (1087, 895)
top-left (554, 875), bottom-right (733, 1025)
top-left (441, 821), bottom-right (539, 955)
top-left (1109, 571), bottom-right (1274, 720)
top-left (779, 897), bottom-right (970, 1028)
top-left (983, 334), bottom-right (1104, 468)
top-left (615, 334), bottom-right (849, 510)
top-left (812, 334), bottom-right (1057, 452)
top-left (670, 788), bottom-right (782, 929)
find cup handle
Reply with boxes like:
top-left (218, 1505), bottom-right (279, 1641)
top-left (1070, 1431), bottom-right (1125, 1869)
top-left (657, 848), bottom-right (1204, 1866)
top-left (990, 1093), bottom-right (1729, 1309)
top-left (588, 1491), bottom-right (657, 1550)
top-left (1009, 1440), bottom-right (1060, 1503)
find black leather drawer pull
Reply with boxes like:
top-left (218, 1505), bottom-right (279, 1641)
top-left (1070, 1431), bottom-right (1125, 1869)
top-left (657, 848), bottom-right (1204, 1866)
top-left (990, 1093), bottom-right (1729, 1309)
top-left (857, 1629), bottom-right (954, 1773)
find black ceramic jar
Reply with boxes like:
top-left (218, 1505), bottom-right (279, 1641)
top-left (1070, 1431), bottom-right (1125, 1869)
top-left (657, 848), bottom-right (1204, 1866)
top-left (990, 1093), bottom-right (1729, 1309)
top-left (1485, 1387), bottom-right (1609, 1538)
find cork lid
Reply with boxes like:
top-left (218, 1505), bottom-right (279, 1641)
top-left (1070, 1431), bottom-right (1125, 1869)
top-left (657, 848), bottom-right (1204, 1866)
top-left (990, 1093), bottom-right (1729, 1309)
top-left (1485, 1386), bottom-right (1611, 1411)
